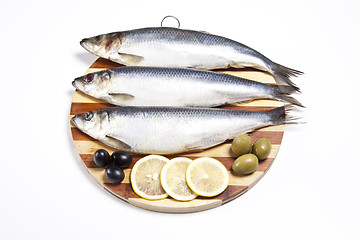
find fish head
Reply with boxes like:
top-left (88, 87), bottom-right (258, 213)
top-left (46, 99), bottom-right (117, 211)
top-left (72, 70), bottom-right (112, 98)
top-left (80, 33), bottom-right (122, 59)
top-left (71, 110), bottom-right (109, 139)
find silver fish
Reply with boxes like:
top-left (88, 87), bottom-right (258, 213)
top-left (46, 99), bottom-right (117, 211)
top-left (80, 27), bottom-right (302, 92)
top-left (72, 67), bottom-right (302, 107)
top-left (71, 106), bottom-right (292, 154)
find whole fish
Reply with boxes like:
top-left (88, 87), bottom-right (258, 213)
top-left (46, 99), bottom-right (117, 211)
top-left (72, 67), bottom-right (302, 107)
top-left (80, 27), bottom-right (302, 92)
top-left (71, 106), bottom-right (292, 154)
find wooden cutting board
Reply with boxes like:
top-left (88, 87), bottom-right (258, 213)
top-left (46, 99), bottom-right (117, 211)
top-left (70, 58), bottom-right (285, 213)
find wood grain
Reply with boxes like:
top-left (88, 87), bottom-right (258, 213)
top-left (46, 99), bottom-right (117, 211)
top-left (70, 58), bottom-right (285, 213)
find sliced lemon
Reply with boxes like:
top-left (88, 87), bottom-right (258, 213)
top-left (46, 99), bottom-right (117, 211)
top-left (160, 157), bottom-right (197, 201)
top-left (130, 155), bottom-right (170, 200)
top-left (186, 157), bottom-right (229, 197)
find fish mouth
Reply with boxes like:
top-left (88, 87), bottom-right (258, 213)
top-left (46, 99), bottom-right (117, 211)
top-left (72, 79), bottom-right (83, 92)
top-left (80, 38), bottom-right (91, 52)
top-left (72, 80), bottom-right (78, 89)
top-left (80, 39), bottom-right (86, 48)
top-left (72, 76), bottom-right (86, 91)
top-left (71, 115), bottom-right (78, 127)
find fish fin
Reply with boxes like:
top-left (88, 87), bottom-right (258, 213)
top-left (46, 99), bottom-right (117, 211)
top-left (271, 63), bottom-right (303, 93)
top-left (184, 146), bottom-right (205, 153)
top-left (118, 52), bottom-right (144, 65)
top-left (199, 30), bottom-right (211, 34)
top-left (266, 106), bottom-right (286, 125)
top-left (108, 92), bottom-right (135, 102)
top-left (266, 106), bottom-right (302, 125)
top-left (184, 144), bottom-right (203, 152)
top-left (281, 95), bottom-right (304, 108)
top-left (105, 135), bottom-right (132, 150)
top-left (185, 136), bottom-right (225, 152)
top-left (270, 85), bottom-right (305, 108)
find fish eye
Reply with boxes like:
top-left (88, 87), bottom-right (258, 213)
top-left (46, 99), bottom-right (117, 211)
top-left (84, 111), bottom-right (94, 121)
top-left (83, 73), bottom-right (94, 83)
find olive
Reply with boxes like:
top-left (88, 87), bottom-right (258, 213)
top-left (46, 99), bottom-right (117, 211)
top-left (93, 149), bottom-right (110, 167)
top-left (111, 151), bottom-right (132, 168)
top-left (105, 165), bottom-right (125, 183)
top-left (232, 154), bottom-right (259, 175)
top-left (252, 138), bottom-right (272, 160)
top-left (231, 134), bottom-right (252, 157)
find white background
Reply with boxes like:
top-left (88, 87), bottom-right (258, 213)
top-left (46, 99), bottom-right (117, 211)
top-left (1, 0), bottom-right (359, 239)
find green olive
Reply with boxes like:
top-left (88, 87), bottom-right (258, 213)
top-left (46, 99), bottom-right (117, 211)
top-left (252, 138), bottom-right (272, 160)
top-left (232, 154), bottom-right (259, 175)
top-left (231, 134), bottom-right (252, 157)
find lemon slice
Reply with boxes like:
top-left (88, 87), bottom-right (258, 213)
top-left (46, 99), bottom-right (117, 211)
top-left (160, 157), bottom-right (197, 201)
top-left (186, 157), bottom-right (229, 197)
top-left (130, 155), bottom-right (170, 200)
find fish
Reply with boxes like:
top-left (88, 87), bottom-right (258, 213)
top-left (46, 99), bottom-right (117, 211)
top-left (71, 106), bottom-right (294, 154)
top-left (80, 27), bottom-right (303, 92)
top-left (72, 66), bottom-right (303, 107)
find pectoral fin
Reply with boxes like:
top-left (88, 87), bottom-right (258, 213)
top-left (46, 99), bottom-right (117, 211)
top-left (108, 92), bottom-right (135, 102)
top-left (185, 136), bottom-right (224, 152)
top-left (199, 30), bottom-right (211, 34)
top-left (105, 135), bottom-right (132, 151)
top-left (118, 52), bottom-right (144, 65)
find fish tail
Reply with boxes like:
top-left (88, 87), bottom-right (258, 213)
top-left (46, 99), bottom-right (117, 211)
top-left (270, 85), bottom-right (305, 108)
top-left (270, 63), bottom-right (303, 93)
top-left (267, 106), bottom-right (300, 125)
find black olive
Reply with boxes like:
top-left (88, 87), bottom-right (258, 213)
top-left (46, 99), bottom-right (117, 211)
top-left (105, 165), bottom-right (125, 183)
top-left (93, 149), bottom-right (110, 167)
top-left (111, 151), bottom-right (132, 168)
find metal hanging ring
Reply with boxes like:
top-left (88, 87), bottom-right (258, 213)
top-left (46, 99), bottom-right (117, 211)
top-left (160, 15), bottom-right (180, 28)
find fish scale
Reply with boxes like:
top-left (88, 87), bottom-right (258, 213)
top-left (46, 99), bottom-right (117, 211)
top-left (72, 66), bottom-right (303, 107)
top-left (71, 106), bottom-right (290, 155)
top-left (80, 27), bottom-right (302, 92)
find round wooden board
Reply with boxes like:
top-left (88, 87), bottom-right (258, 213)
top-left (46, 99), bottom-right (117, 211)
top-left (70, 58), bottom-right (285, 213)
